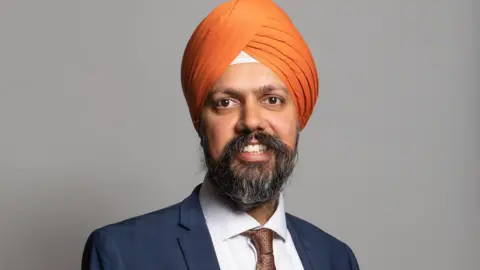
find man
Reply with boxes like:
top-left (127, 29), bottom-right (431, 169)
top-left (82, 0), bottom-right (360, 269)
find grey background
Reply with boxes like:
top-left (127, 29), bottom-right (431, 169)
top-left (0, 0), bottom-right (478, 269)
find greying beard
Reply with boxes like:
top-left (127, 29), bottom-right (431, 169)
top-left (199, 126), bottom-right (299, 212)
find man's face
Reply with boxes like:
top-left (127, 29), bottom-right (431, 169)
top-left (200, 62), bottom-right (299, 211)
top-left (200, 63), bottom-right (298, 211)
top-left (202, 62), bottom-right (299, 161)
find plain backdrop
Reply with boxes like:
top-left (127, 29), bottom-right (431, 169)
top-left (0, 0), bottom-right (478, 269)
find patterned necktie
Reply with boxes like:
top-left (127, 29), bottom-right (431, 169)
top-left (243, 228), bottom-right (276, 270)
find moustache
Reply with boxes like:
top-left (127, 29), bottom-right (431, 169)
top-left (217, 132), bottom-right (291, 163)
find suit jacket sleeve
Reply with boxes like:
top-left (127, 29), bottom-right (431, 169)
top-left (81, 230), bottom-right (125, 270)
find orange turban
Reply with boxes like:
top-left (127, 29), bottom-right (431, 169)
top-left (181, 0), bottom-right (319, 131)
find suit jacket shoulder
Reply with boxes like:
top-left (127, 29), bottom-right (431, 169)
top-left (82, 202), bottom-right (188, 270)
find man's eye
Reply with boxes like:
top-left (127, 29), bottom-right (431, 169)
top-left (216, 99), bottom-right (234, 108)
top-left (265, 97), bottom-right (282, 105)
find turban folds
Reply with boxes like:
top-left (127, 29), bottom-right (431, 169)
top-left (181, 0), bottom-right (319, 131)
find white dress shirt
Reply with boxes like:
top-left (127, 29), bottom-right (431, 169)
top-left (198, 179), bottom-right (305, 270)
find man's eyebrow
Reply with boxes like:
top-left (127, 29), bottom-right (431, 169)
top-left (209, 84), bottom-right (288, 96)
top-left (206, 88), bottom-right (243, 101)
top-left (253, 84), bottom-right (288, 94)
top-left (209, 87), bottom-right (240, 96)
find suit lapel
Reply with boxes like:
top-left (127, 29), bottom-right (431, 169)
top-left (177, 185), bottom-right (220, 270)
top-left (287, 215), bottom-right (314, 270)
top-left (288, 214), bottom-right (340, 270)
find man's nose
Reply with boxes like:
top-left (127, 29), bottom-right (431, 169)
top-left (236, 102), bottom-right (266, 133)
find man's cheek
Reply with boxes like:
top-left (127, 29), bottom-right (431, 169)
top-left (208, 139), bottom-right (226, 161)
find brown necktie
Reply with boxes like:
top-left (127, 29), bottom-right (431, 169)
top-left (243, 228), bottom-right (276, 270)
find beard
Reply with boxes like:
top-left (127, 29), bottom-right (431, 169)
top-left (200, 129), bottom-right (299, 212)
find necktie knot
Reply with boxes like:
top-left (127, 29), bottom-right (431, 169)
top-left (242, 228), bottom-right (276, 270)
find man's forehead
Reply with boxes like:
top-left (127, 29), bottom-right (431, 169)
top-left (212, 62), bottom-right (286, 91)
top-left (210, 83), bottom-right (289, 96)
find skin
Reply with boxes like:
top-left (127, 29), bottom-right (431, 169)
top-left (200, 62), bottom-right (299, 224)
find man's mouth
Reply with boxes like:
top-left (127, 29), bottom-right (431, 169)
top-left (241, 144), bottom-right (268, 153)
top-left (237, 144), bottom-right (272, 162)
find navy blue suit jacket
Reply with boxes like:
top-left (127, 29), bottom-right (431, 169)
top-left (82, 185), bottom-right (360, 270)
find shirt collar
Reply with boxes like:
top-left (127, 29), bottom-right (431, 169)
top-left (262, 189), bottom-right (288, 240)
top-left (198, 177), bottom-right (288, 242)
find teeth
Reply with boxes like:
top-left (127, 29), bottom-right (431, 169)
top-left (242, 144), bottom-right (267, 153)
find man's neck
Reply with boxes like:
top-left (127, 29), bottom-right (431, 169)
top-left (247, 197), bottom-right (279, 225)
